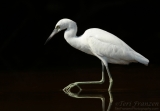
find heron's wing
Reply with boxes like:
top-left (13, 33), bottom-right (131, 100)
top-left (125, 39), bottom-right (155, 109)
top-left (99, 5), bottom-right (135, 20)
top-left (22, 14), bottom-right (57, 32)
top-left (88, 37), bottom-right (136, 63)
top-left (84, 28), bottom-right (149, 65)
top-left (85, 28), bottom-right (134, 51)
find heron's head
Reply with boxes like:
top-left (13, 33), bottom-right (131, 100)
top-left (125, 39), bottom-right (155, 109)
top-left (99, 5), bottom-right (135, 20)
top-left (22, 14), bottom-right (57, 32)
top-left (45, 18), bottom-right (73, 44)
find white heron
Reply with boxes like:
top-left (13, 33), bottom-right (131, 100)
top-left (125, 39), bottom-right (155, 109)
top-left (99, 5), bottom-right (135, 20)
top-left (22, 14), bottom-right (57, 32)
top-left (45, 18), bottom-right (149, 92)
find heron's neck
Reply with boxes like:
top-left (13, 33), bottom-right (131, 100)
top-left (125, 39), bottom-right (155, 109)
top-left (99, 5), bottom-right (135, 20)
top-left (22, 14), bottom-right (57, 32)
top-left (64, 24), bottom-right (83, 50)
top-left (64, 23), bottom-right (78, 44)
top-left (64, 23), bottom-right (77, 39)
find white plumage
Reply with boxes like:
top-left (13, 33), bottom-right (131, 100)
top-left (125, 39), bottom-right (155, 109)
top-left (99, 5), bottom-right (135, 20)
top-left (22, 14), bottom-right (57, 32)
top-left (74, 28), bottom-right (148, 65)
top-left (45, 18), bottom-right (149, 92)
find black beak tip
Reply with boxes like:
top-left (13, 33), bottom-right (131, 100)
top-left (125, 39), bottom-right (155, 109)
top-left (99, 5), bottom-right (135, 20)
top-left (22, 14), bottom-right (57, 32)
top-left (44, 41), bottom-right (48, 45)
top-left (44, 37), bottom-right (51, 45)
top-left (44, 29), bottom-right (57, 45)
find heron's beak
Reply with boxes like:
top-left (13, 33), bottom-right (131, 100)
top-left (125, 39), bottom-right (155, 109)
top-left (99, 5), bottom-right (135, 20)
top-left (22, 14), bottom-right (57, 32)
top-left (44, 29), bottom-right (58, 45)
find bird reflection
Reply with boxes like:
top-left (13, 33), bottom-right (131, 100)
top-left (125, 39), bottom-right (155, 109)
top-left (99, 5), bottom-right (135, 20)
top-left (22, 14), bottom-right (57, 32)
top-left (63, 89), bottom-right (113, 111)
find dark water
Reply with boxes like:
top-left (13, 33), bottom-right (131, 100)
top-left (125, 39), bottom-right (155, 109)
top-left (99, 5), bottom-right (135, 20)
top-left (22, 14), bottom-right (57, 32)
top-left (0, 65), bottom-right (160, 111)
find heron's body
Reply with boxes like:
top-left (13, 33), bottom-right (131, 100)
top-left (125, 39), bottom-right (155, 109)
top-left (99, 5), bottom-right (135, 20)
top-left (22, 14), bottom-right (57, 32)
top-left (45, 18), bottom-right (149, 92)
top-left (65, 27), bottom-right (148, 65)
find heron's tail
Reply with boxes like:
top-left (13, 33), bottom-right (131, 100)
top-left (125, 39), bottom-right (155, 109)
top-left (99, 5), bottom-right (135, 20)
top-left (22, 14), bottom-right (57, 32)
top-left (134, 52), bottom-right (149, 66)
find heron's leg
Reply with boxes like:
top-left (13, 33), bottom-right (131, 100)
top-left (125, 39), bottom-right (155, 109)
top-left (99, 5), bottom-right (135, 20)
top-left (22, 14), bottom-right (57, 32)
top-left (73, 61), bottom-right (105, 85)
top-left (100, 61), bottom-right (105, 83)
top-left (63, 60), bottom-right (109, 93)
top-left (105, 64), bottom-right (113, 91)
top-left (63, 62), bottom-right (106, 93)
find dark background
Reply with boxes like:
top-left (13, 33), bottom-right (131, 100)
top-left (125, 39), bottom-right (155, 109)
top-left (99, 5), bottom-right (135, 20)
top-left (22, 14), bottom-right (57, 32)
top-left (0, 1), bottom-right (160, 111)
top-left (1, 0), bottom-right (160, 72)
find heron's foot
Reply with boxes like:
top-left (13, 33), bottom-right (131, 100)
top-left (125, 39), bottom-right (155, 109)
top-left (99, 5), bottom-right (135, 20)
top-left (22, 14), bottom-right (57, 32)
top-left (63, 83), bottom-right (82, 94)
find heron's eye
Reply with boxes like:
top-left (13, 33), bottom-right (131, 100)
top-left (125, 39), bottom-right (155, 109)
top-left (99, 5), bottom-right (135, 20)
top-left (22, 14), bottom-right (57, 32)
top-left (56, 25), bottom-right (60, 30)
